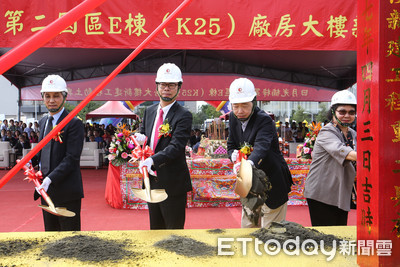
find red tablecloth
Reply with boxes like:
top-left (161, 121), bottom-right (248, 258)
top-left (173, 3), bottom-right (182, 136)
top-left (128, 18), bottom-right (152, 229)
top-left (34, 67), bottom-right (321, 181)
top-left (105, 157), bottom-right (312, 209)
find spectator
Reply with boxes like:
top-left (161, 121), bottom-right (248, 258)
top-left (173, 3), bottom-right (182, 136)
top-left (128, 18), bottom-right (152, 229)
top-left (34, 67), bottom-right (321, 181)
top-left (29, 131), bottom-right (38, 143)
top-left (33, 121), bottom-right (40, 133)
top-left (9, 119), bottom-right (17, 133)
top-left (24, 122), bottom-right (34, 136)
top-left (1, 119), bottom-right (8, 131)
top-left (14, 135), bottom-right (31, 158)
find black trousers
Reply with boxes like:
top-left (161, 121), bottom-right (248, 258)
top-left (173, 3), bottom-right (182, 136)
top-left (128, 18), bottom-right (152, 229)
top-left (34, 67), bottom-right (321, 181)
top-left (147, 193), bottom-right (187, 230)
top-left (41, 198), bottom-right (82, 231)
top-left (306, 198), bottom-right (348, 226)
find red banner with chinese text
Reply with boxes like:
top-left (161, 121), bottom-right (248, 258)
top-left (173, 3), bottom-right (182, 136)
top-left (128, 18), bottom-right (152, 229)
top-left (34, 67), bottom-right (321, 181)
top-left (357, 0), bottom-right (400, 266)
top-left (21, 73), bottom-right (336, 101)
top-left (0, 0), bottom-right (356, 51)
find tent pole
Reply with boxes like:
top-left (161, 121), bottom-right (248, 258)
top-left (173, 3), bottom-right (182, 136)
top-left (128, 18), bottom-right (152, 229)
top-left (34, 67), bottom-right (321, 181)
top-left (0, 0), bottom-right (193, 188)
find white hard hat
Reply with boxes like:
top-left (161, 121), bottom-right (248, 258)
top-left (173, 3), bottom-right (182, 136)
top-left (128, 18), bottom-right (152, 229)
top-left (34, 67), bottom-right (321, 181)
top-left (155, 63), bottom-right (183, 83)
top-left (229, 78), bottom-right (257, 104)
top-left (41, 75), bottom-right (68, 93)
top-left (331, 90), bottom-right (357, 107)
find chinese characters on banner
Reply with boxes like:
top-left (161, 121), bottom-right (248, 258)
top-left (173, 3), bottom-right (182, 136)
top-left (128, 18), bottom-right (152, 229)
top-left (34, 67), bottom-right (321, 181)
top-left (0, 0), bottom-right (356, 51)
top-left (357, 0), bottom-right (400, 266)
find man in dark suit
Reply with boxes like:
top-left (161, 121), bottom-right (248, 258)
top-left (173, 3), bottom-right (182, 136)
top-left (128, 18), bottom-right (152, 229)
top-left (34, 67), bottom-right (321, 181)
top-left (35, 75), bottom-right (85, 231)
top-left (135, 63), bottom-right (192, 229)
top-left (227, 78), bottom-right (293, 228)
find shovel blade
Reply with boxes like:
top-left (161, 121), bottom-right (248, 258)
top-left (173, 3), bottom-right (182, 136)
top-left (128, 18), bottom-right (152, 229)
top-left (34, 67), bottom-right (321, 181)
top-left (131, 188), bottom-right (168, 203)
top-left (39, 205), bottom-right (76, 217)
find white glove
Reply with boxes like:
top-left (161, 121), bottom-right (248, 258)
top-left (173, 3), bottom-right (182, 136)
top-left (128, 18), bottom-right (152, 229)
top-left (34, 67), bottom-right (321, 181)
top-left (139, 157), bottom-right (156, 176)
top-left (233, 162), bottom-right (241, 175)
top-left (134, 133), bottom-right (146, 145)
top-left (248, 160), bottom-right (254, 166)
top-left (231, 149), bottom-right (239, 162)
top-left (36, 177), bottom-right (52, 195)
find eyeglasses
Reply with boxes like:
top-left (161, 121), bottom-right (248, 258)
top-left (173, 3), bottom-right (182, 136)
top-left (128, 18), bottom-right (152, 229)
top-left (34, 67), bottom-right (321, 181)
top-left (158, 83), bottom-right (178, 89)
top-left (336, 109), bottom-right (356, 116)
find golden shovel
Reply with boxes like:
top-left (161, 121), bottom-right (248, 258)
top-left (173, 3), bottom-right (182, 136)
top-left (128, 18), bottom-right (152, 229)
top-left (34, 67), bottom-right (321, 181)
top-left (131, 165), bottom-right (168, 203)
top-left (19, 160), bottom-right (75, 217)
top-left (130, 136), bottom-right (168, 203)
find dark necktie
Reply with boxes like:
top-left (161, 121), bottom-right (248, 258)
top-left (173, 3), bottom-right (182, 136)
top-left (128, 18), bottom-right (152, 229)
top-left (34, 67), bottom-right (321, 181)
top-left (40, 116), bottom-right (53, 175)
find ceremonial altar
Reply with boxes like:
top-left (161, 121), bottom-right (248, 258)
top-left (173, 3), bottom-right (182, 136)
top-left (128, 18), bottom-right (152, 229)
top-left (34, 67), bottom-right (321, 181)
top-left (105, 157), bottom-right (312, 209)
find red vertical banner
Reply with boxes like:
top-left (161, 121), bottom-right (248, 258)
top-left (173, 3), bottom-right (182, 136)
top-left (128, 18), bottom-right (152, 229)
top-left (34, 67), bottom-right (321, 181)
top-left (357, 0), bottom-right (400, 266)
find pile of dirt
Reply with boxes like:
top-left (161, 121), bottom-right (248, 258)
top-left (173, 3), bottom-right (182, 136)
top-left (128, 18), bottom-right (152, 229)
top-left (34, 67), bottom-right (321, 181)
top-left (207, 229), bottom-right (225, 234)
top-left (41, 234), bottom-right (139, 263)
top-left (154, 235), bottom-right (215, 257)
top-left (251, 221), bottom-right (345, 249)
top-left (0, 239), bottom-right (39, 257)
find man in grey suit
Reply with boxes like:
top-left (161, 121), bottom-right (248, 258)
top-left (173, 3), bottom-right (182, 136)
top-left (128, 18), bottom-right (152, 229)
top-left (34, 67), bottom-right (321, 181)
top-left (135, 63), bottom-right (192, 229)
top-left (227, 78), bottom-right (293, 228)
top-left (35, 75), bottom-right (85, 231)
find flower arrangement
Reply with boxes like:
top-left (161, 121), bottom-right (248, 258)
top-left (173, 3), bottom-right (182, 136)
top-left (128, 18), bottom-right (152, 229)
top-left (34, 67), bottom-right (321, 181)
top-left (107, 124), bottom-right (136, 166)
top-left (240, 142), bottom-right (254, 156)
top-left (301, 122), bottom-right (322, 159)
top-left (158, 119), bottom-right (172, 138)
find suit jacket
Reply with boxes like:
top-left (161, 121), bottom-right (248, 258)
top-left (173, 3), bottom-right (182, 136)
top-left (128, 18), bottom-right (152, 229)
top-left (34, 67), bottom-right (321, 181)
top-left (140, 102), bottom-right (192, 196)
top-left (35, 109), bottom-right (85, 204)
top-left (227, 107), bottom-right (293, 209)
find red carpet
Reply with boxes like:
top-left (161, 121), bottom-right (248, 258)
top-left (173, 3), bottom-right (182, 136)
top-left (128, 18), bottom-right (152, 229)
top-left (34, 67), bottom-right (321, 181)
top-left (0, 168), bottom-right (356, 232)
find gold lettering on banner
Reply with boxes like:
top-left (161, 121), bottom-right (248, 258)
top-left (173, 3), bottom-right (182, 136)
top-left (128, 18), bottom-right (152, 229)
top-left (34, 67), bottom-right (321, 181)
top-left (292, 88), bottom-right (298, 97)
top-left (387, 9), bottom-right (400, 30)
top-left (104, 88), bottom-right (112, 96)
top-left (255, 88), bottom-right (261, 96)
top-left (275, 14), bottom-right (295, 37)
top-left (263, 89), bottom-right (271, 97)
top-left (4, 10), bottom-right (24, 35)
top-left (249, 14), bottom-right (272, 37)
top-left (143, 88), bottom-right (152, 96)
top-left (386, 67), bottom-right (400, 82)
top-left (176, 18), bottom-right (192, 35)
top-left (209, 88), bottom-right (217, 97)
top-left (391, 121), bottom-right (400, 143)
top-left (327, 15), bottom-right (348, 38)
top-left (134, 88), bottom-right (142, 97)
top-left (394, 160), bottom-right (400, 174)
top-left (85, 12), bottom-right (104, 35)
top-left (31, 15), bottom-right (45, 32)
top-left (124, 88), bottom-right (132, 97)
top-left (390, 0), bottom-right (400, 4)
top-left (387, 38), bottom-right (400, 57)
top-left (84, 88), bottom-right (92, 96)
top-left (75, 88), bottom-right (83, 96)
top-left (352, 18), bottom-right (357, 37)
top-left (109, 17), bottom-right (122, 34)
top-left (282, 89), bottom-right (290, 97)
top-left (272, 89), bottom-right (280, 97)
top-left (301, 15), bottom-right (323, 37)
top-left (361, 62), bottom-right (373, 81)
top-left (301, 89), bottom-right (308, 97)
top-left (386, 92), bottom-right (400, 111)
top-left (125, 13), bottom-right (148, 36)
top-left (59, 12), bottom-right (77, 34)
top-left (363, 88), bottom-right (371, 113)
top-left (114, 88), bottom-right (123, 97)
